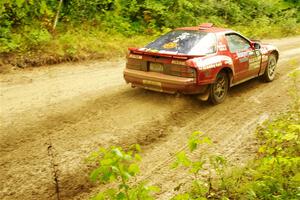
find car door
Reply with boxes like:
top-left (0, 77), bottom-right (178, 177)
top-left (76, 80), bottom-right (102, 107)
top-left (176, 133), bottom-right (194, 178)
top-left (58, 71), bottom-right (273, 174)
top-left (225, 33), bottom-right (261, 82)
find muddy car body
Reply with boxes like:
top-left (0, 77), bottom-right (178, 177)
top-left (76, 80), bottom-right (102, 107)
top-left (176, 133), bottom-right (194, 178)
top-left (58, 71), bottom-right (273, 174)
top-left (123, 23), bottom-right (279, 104)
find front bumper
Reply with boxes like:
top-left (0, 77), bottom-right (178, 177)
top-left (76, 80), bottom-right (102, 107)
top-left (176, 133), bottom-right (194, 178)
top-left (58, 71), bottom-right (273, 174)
top-left (123, 68), bottom-right (207, 94)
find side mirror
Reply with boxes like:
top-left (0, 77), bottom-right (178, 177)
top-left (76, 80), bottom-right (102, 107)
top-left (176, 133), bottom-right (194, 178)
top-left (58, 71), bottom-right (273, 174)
top-left (253, 42), bottom-right (261, 49)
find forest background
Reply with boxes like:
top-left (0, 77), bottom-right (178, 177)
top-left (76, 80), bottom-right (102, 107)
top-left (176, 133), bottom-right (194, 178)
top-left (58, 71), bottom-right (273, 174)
top-left (0, 0), bottom-right (299, 66)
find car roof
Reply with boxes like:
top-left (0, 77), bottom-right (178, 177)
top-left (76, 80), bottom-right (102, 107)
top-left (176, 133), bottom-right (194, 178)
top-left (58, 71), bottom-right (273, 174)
top-left (175, 23), bottom-right (232, 33)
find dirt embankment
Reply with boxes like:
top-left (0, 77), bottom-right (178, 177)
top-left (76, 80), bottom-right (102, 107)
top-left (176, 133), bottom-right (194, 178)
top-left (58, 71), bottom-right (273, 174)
top-left (0, 37), bottom-right (300, 200)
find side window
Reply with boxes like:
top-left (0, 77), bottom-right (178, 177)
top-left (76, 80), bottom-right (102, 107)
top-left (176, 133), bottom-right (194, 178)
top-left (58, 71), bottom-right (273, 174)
top-left (226, 34), bottom-right (251, 53)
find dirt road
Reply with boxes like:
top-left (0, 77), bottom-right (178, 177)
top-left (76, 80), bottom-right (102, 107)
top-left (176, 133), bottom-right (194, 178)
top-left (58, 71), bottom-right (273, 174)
top-left (0, 37), bottom-right (300, 200)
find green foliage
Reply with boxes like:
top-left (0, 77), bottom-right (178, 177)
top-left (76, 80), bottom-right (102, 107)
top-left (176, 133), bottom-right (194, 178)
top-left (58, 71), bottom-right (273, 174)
top-left (1, 0), bottom-right (300, 60)
top-left (188, 131), bottom-right (212, 152)
top-left (220, 108), bottom-right (300, 200)
top-left (289, 69), bottom-right (300, 111)
top-left (171, 84), bottom-right (299, 200)
top-left (88, 144), bottom-right (159, 200)
top-left (171, 132), bottom-right (228, 200)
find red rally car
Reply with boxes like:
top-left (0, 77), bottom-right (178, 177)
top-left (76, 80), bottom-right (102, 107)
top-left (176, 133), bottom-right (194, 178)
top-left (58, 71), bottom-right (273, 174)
top-left (123, 23), bottom-right (279, 104)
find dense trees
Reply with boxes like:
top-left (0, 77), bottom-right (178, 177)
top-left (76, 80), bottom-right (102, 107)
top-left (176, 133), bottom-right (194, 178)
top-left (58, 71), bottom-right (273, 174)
top-left (0, 0), bottom-right (299, 56)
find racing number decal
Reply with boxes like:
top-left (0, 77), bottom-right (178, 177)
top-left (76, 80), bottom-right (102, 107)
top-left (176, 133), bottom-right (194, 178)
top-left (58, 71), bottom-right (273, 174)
top-left (248, 50), bottom-right (261, 70)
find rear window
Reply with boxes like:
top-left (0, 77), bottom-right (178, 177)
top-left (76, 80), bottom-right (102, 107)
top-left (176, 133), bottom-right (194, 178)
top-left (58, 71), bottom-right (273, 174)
top-left (142, 30), bottom-right (217, 55)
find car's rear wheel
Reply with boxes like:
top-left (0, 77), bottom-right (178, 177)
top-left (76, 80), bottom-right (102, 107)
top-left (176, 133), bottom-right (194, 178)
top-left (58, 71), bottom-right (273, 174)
top-left (262, 54), bottom-right (277, 82)
top-left (209, 71), bottom-right (229, 104)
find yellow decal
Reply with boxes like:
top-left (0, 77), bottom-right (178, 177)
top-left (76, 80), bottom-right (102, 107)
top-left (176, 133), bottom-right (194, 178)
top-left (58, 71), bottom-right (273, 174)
top-left (171, 60), bottom-right (186, 65)
top-left (142, 80), bottom-right (162, 92)
top-left (163, 42), bottom-right (177, 49)
top-left (143, 80), bottom-right (162, 87)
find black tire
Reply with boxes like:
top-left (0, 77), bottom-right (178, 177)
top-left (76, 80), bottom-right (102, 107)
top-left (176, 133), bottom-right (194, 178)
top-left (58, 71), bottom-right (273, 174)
top-left (262, 54), bottom-right (277, 82)
top-left (209, 71), bottom-right (229, 104)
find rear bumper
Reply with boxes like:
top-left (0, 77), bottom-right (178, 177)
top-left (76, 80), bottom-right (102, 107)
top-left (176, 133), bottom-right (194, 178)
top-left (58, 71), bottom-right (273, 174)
top-left (123, 68), bottom-right (208, 94)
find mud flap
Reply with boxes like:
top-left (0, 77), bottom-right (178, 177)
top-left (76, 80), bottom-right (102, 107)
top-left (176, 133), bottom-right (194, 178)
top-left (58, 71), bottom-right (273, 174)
top-left (197, 85), bottom-right (210, 101)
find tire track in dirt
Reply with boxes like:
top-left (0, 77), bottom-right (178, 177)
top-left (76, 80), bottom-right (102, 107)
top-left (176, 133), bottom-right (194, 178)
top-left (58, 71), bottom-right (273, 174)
top-left (73, 40), bottom-right (300, 199)
top-left (125, 55), bottom-right (300, 200)
top-left (0, 37), bottom-right (299, 200)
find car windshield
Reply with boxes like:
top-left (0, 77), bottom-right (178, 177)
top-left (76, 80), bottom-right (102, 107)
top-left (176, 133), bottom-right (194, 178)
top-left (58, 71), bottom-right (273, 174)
top-left (142, 30), bottom-right (217, 55)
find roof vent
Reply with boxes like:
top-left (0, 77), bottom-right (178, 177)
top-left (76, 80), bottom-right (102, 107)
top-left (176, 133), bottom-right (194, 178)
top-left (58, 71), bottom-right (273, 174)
top-left (199, 23), bottom-right (214, 29)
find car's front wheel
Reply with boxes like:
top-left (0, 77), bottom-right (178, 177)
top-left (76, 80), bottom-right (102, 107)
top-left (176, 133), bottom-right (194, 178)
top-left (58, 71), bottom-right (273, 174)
top-left (209, 71), bottom-right (229, 104)
top-left (262, 54), bottom-right (277, 82)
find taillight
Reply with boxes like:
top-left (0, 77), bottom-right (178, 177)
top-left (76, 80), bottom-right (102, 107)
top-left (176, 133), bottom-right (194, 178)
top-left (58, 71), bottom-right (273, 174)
top-left (126, 54), bottom-right (147, 71)
top-left (181, 68), bottom-right (196, 78)
top-left (166, 63), bottom-right (196, 78)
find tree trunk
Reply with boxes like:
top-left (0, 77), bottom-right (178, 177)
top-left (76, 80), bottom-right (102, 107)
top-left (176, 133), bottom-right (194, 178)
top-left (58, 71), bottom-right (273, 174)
top-left (53, 0), bottom-right (63, 31)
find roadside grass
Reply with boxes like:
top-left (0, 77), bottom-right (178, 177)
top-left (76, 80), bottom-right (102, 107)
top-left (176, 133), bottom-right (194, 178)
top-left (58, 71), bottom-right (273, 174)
top-left (0, 26), bottom-right (155, 68)
top-left (220, 110), bottom-right (300, 200)
top-left (0, 23), bottom-right (299, 68)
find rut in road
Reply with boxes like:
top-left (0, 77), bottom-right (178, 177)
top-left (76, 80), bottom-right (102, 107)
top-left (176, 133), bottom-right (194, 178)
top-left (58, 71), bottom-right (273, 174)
top-left (0, 37), bottom-right (299, 200)
top-left (47, 138), bottom-right (61, 200)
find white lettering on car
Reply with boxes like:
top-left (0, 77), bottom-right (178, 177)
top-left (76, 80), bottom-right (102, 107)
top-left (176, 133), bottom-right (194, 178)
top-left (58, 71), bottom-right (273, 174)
top-left (194, 57), bottom-right (225, 70)
top-left (218, 43), bottom-right (227, 51)
top-left (237, 51), bottom-right (248, 58)
top-left (194, 56), bottom-right (233, 71)
top-left (200, 62), bottom-right (222, 70)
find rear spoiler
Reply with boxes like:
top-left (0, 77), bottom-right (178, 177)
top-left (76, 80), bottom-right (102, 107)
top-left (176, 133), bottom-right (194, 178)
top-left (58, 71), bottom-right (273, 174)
top-left (250, 39), bottom-right (262, 43)
top-left (128, 47), bottom-right (204, 60)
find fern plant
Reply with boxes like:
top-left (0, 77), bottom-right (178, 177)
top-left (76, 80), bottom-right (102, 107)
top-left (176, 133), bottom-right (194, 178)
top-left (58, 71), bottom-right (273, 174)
top-left (88, 144), bottom-right (159, 200)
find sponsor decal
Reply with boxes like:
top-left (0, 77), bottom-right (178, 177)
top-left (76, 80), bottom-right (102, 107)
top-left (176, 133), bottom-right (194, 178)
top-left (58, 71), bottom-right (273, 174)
top-left (163, 42), bottom-right (177, 49)
top-left (143, 80), bottom-right (162, 87)
top-left (249, 57), bottom-right (260, 63)
top-left (239, 57), bottom-right (249, 63)
top-left (149, 49), bottom-right (159, 52)
top-left (198, 61), bottom-right (222, 70)
top-left (138, 47), bottom-right (159, 53)
top-left (237, 51), bottom-right (248, 58)
top-left (143, 80), bottom-right (163, 92)
top-left (195, 56), bottom-right (232, 70)
top-left (255, 50), bottom-right (261, 56)
top-left (171, 60), bottom-right (186, 65)
top-left (159, 50), bottom-right (177, 54)
top-left (260, 47), bottom-right (268, 54)
top-left (249, 62), bottom-right (260, 69)
top-left (248, 51), bottom-right (254, 56)
top-left (199, 61), bottom-right (222, 70)
top-left (218, 43), bottom-right (227, 51)
top-left (249, 56), bottom-right (261, 69)
top-left (129, 54), bottom-right (142, 59)
top-left (203, 62), bottom-right (222, 70)
top-left (249, 50), bottom-right (262, 69)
